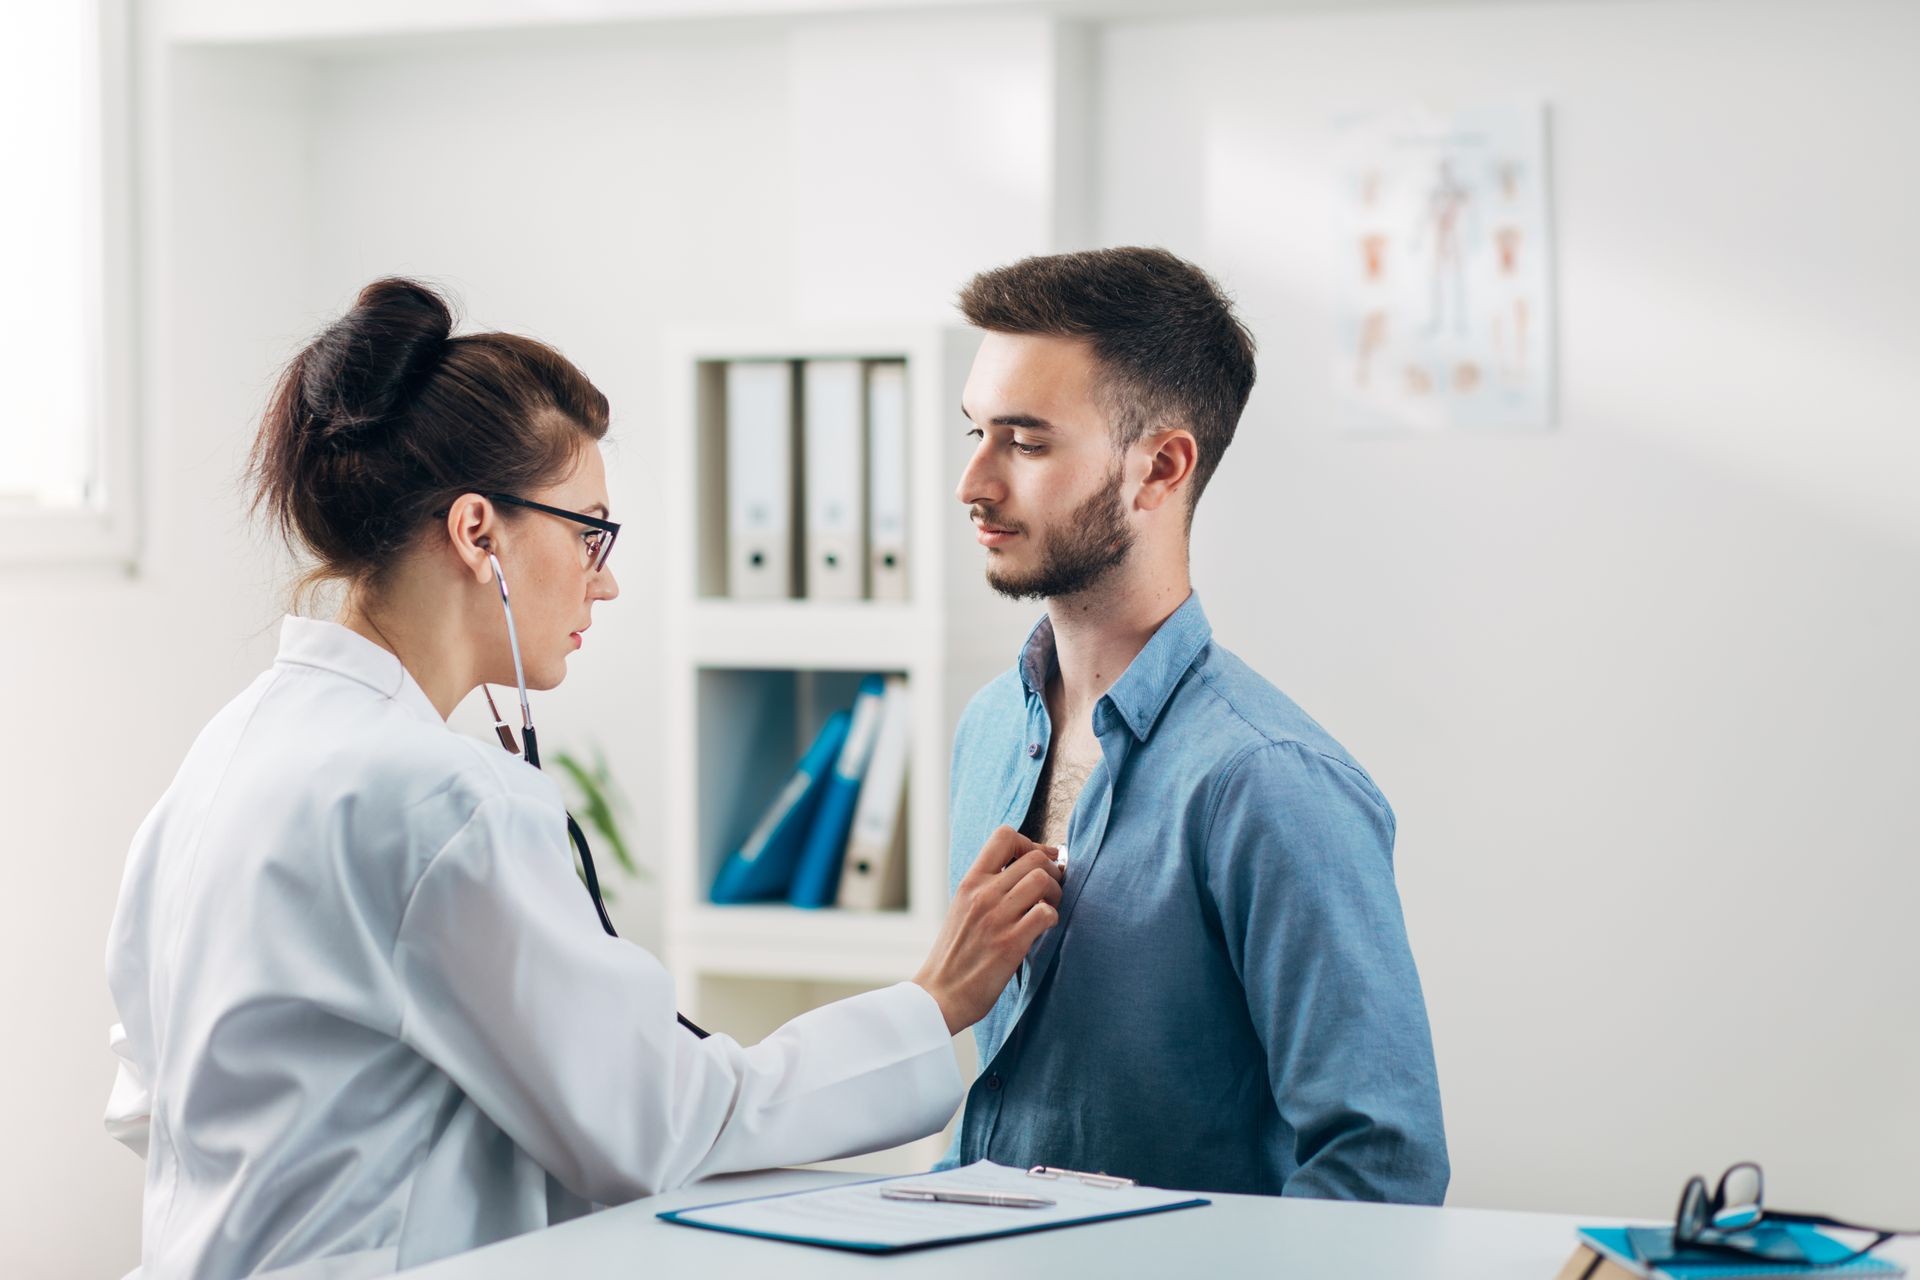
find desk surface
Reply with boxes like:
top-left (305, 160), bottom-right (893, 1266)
top-left (403, 1169), bottom-right (1920, 1279)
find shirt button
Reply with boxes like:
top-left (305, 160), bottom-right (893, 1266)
top-left (985, 1074), bottom-right (1002, 1091)
top-left (1026, 742), bottom-right (1042, 758)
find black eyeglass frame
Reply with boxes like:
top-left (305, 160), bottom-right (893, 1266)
top-left (486, 492), bottom-right (621, 572)
top-left (1674, 1161), bottom-right (1910, 1265)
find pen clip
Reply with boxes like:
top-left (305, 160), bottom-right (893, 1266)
top-left (1028, 1165), bottom-right (1135, 1189)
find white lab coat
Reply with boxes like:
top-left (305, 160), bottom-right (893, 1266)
top-left (104, 617), bottom-right (961, 1278)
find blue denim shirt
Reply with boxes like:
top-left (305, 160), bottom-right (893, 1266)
top-left (943, 593), bottom-right (1448, 1202)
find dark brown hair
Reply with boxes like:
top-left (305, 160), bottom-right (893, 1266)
top-left (249, 277), bottom-right (608, 595)
top-left (957, 247), bottom-right (1256, 518)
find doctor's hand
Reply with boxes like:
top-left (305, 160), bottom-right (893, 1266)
top-left (912, 827), bottom-right (1064, 1035)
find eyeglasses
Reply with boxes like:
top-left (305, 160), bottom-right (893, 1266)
top-left (487, 492), bottom-right (620, 573)
top-left (1659, 1162), bottom-right (1914, 1266)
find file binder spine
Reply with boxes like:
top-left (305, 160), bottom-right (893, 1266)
top-left (834, 675), bottom-right (910, 911)
top-left (726, 360), bottom-right (801, 599)
top-left (866, 361), bottom-right (909, 603)
top-left (801, 360), bottom-right (868, 602)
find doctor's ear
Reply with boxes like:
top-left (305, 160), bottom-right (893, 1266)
top-left (443, 494), bottom-right (499, 583)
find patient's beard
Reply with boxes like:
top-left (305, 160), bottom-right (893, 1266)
top-left (984, 462), bottom-right (1135, 602)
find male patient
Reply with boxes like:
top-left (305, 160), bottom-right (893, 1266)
top-left (943, 247), bottom-right (1448, 1202)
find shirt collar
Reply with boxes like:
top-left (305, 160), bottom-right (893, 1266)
top-left (1016, 613), bottom-right (1058, 697)
top-left (274, 615), bottom-right (445, 727)
top-left (1014, 591), bottom-right (1214, 742)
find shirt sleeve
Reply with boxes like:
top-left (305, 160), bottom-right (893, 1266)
top-left (1202, 740), bottom-right (1450, 1204)
top-left (391, 791), bottom-right (961, 1206)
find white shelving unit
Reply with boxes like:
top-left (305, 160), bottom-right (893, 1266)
top-left (659, 325), bottom-right (1036, 1066)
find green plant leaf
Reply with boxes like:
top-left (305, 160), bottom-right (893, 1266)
top-left (553, 747), bottom-right (644, 882)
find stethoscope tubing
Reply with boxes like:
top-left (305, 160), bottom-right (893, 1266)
top-left (486, 550), bottom-right (709, 1040)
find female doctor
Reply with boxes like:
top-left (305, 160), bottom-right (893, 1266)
top-left (103, 278), bottom-right (1063, 1278)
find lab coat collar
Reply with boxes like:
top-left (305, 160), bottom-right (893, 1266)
top-left (275, 616), bottom-right (446, 728)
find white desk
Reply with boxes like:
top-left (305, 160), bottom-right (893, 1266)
top-left (402, 1169), bottom-right (1920, 1278)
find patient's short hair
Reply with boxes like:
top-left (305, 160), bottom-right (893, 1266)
top-left (957, 246), bottom-right (1257, 518)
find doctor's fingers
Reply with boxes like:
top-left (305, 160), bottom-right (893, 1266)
top-left (1002, 852), bottom-right (1065, 904)
top-left (1009, 899), bottom-right (1060, 952)
top-left (999, 848), bottom-right (1066, 890)
top-left (975, 852), bottom-right (1067, 901)
top-left (994, 865), bottom-right (1064, 922)
top-left (965, 826), bottom-right (1055, 880)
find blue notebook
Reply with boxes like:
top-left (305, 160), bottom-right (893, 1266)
top-left (1579, 1227), bottom-right (1904, 1278)
top-left (787, 676), bottom-right (887, 908)
top-left (709, 712), bottom-right (850, 904)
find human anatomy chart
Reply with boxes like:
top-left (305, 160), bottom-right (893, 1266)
top-left (1337, 102), bottom-right (1555, 430)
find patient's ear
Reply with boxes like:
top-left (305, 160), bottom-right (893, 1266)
top-left (1134, 428), bottom-right (1198, 514)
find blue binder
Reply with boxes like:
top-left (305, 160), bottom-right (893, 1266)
top-left (787, 677), bottom-right (887, 908)
top-left (710, 712), bottom-right (851, 904)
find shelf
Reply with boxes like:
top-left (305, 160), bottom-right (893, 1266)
top-left (685, 600), bottom-right (928, 670)
top-left (658, 323), bottom-right (1016, 1031)
top-left (671, 904), bottom-right (935, 982)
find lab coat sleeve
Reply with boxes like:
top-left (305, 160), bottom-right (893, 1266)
top-left (104, 1022), bottom-right (151, 1159)
top-left (1202, 740), bottom-right (1450, 1205)
top-left (391, 792), bottom-right (961, 1206)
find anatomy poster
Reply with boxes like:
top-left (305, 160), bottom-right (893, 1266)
top-left (1336, 103), bottom-right (1554, 430)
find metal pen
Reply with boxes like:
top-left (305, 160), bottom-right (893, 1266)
top-left (881, 1188), bottom-right (1055, 1209)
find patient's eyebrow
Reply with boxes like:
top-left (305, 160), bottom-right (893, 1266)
top-left (586, 503), bottom-right (609, 517)
top-left (959, 403), bottom-right (1056, 430)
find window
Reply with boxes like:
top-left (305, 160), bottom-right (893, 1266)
top-left (0, 0), bottom-right (135, 565)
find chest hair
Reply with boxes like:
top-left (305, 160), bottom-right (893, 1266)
top-left (1021, 732), bottom-right (1101, 848)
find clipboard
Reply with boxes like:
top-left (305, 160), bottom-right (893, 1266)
top-left (658, 1161), bottom-right (1210, 1254)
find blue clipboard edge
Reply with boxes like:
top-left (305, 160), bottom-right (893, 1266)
top-left (657, 1176), bottom-right (1212, 1255)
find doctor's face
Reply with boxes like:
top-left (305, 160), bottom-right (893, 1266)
top-left (956, 333), bottom-right (1136, 601)
top-left (493, 441), bottom-right (620, 690)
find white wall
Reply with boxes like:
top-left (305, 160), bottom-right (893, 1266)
top-left (4, 0), bottom-right (1915, 1272)
top-left (1100, 0), bottom-right (1920, 1222)
top-left (0, 34), bottom-right (322, 1274)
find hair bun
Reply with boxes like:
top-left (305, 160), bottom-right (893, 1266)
top-left (300, 277), bottom-right (454, 446)
top-left (250, 276), bottom-right (609, 596)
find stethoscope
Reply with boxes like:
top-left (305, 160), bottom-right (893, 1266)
top-left (481, 544), bottom-right (709, 1040)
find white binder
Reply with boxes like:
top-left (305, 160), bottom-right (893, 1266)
top-left (835, 674), bottom-right (910, 910)
top-left (801, 360), bottom-right (867, 602)
top-left (726, 360), bottom-right (799, 599)
top-left (866, 361), bottom-right (910, 603)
